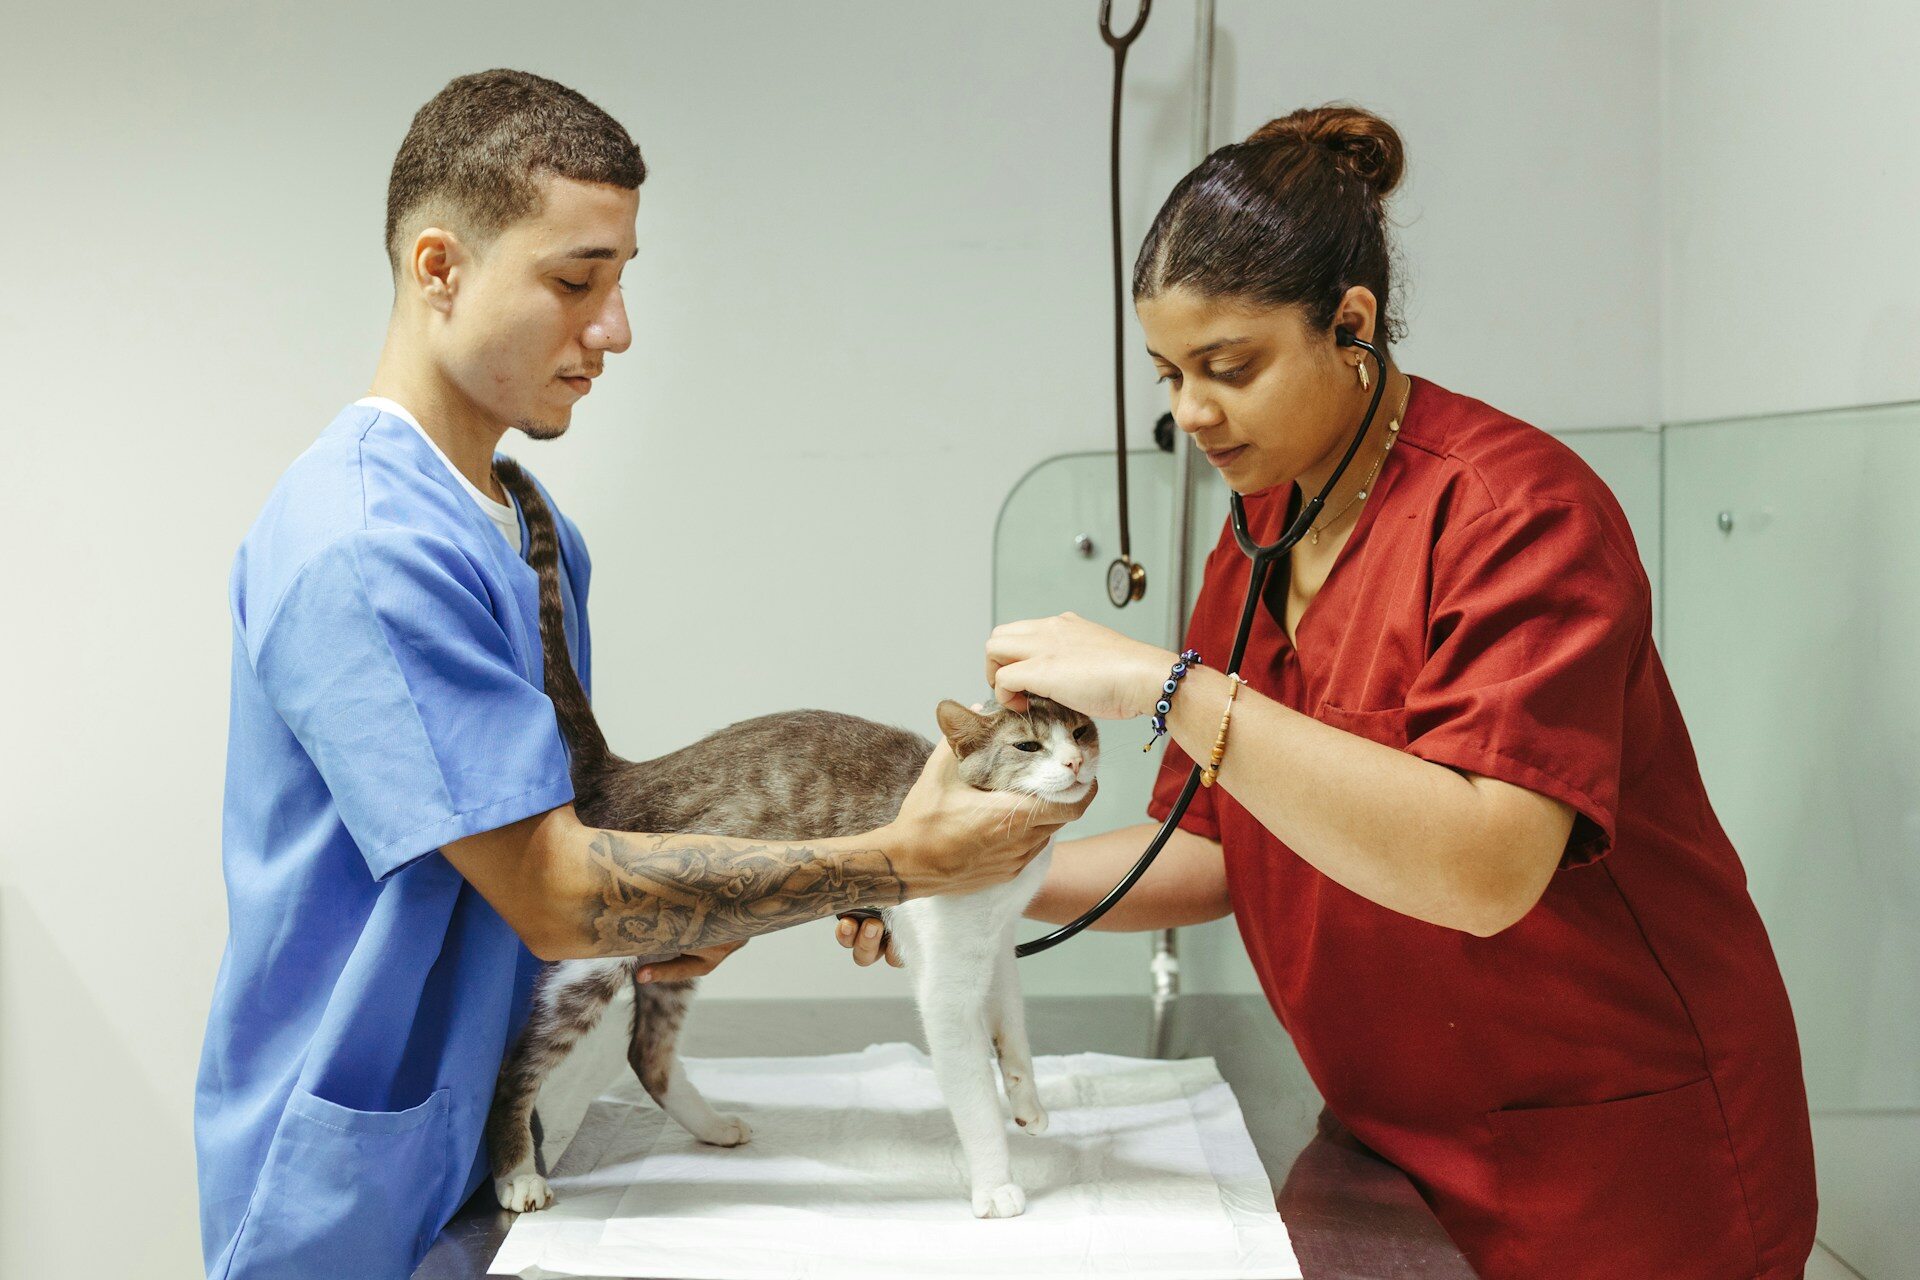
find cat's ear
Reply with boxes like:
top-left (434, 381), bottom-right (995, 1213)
top-left (935, 699), bottom-right (995, 759)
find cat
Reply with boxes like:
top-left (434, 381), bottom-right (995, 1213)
top-left (487, 457), bottom-right (1100, 1219)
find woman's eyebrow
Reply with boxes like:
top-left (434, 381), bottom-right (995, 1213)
top-left (1144, 336), bottom-right (1253, 360)
top-left (1186, 336), bottom-right (1252, 357)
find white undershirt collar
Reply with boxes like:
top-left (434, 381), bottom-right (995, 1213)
top-left (355, 395), bottom-right (521, 553)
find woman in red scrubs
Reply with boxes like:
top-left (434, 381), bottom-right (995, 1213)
top-left (984, 105), bottom-right (1817, 1278)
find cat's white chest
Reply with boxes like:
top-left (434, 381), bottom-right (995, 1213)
top-left (888, 841), bottom-right (1052, 958)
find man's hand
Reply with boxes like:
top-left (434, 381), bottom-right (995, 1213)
top-left (885, 738), bottom-right (1096, 899)
top-left (635, 939), bottom-right (747, 984)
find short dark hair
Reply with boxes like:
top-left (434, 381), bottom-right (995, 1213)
top-left (1134, 103), bottom-right (1405, 345)
top-left (384, 69), bottom-right (645, 274)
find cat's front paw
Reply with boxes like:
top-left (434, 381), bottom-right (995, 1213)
top-left (695, 1114), bottom-right (753, 1147)
top-left (972, 1182), bottom-right (1027, 1219)
top-left (1012, 1102), bottom-right (1049, 1134)
top-left (494, 1172), bottom-right (554, 1213)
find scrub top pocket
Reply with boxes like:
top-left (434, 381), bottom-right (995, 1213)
top-left (1482, 1076), bottom-right (1758, 1280)
top-left (220, 1086), bottom-right (456, 1280)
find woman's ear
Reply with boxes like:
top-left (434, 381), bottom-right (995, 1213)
top-left (1331, 285), bottom-right (1380, 347)
top-left (935, 699), bottom-right (994, 758)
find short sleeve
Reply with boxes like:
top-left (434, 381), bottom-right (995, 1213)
top-left (252, 529), bottom-right (574, 879)
top-left (1403, 500), bottom-right (1647, 867)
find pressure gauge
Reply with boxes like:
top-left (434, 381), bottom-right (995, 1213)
top-left (1107, 557), bottom-right (1147, 608)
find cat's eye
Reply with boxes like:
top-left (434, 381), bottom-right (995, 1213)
top-left (1014, 741), bottom-right (1042, 752)
top-left (1072, 726), bottom-right (1091, 741)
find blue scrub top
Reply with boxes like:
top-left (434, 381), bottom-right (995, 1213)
top-left (196, 403), bottom-right (593, 1279)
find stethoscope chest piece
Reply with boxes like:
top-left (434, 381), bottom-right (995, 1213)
top-left (1107, 556), bottom-right (1147, 607)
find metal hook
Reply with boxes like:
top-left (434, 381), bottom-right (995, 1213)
top-left (1099, 0), bottom-right (1151, 49)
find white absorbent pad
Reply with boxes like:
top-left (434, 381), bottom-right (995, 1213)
top-left (490, 1041), bottom-right (1301, 1280)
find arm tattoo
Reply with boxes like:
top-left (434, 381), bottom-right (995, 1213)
top-left (580, 831), bottom-right (907, 959)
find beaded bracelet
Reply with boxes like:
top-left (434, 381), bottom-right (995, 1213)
top-left (1199, 674), bottom-right (1246, 787)
top-left (1141, 649), bottom-right (1202, 751)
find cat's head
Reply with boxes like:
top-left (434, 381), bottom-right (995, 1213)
top-left (935, 697), bottom-right (1099, 803)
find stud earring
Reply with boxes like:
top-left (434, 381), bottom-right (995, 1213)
top-left (1356, 360), bottom-right (1371, 392)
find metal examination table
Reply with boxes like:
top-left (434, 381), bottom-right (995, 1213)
top-left (416, 994), bottom-right (1476, 1280)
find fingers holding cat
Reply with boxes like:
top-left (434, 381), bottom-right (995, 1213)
top-left (986, 612), bottom-right (1174, 719)
top-left (834, 914), bottom-right (903, 967)
top-left (885, 739), bottom-right (1095, 900)
top-left (634, 939), bottom-right (747, 984)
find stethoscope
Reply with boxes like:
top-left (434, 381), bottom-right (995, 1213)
top-left (1012, 0), bottom-right (1395, 957)
top-left (1016, 331), bottom-right (1389, 957)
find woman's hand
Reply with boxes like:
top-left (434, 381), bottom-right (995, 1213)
top-left (834, 914), bottom-right (903, 967)
top-left (985, 612), bottom-right (1174, 718)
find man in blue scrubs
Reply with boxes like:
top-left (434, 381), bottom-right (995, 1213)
top-left (196, 69), bottom-right (1088, 1280)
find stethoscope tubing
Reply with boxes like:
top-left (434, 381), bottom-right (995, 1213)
top-left (1015, 335), bottom-right (1388, 958)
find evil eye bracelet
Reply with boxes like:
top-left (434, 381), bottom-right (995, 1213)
top-left (1142, 649), bottom-right (1202, 751)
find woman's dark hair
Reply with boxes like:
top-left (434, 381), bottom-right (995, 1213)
top-left (1133, 103), bottom-right (1405, 344)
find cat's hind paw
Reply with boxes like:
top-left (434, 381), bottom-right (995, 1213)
top-left (1012, 1103), bottom-right (1049, 1134)
top-left (695, 1114), bottom-right (753, 1147)
top-left (972, 1182), bottom-right (1027, 1219)
top-left (494, 1172), bottom-right (554, 1213)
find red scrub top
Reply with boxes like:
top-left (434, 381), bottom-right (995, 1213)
top-left (1150, 378), bottom-right (1816, 1280)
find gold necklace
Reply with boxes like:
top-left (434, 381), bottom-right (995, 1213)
top-left (1309, 375), bottom-right (1413, 545)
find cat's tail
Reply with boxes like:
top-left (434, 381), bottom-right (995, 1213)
top-left (492, 457), bottom-right (615, 779)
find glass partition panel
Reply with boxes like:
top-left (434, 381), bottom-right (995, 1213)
top-left (1664, 402), bottom-right (1920, 1115)
top-left (1663, 401), bottom-right (1920, 1273)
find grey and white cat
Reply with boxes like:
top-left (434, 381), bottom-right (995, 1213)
top-left (488, 459), bottom-right (1098, 1219)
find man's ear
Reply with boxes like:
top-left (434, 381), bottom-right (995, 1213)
top-left (935, 699), bottom-right (994, 759)
top-left (408, 225), bottom-right (464, 314)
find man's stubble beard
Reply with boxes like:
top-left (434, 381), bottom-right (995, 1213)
top-left (514, 416), bottom-right (569, 442)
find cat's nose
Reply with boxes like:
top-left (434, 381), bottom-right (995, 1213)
top-left (1064, 755), bottom-right (1083, 774)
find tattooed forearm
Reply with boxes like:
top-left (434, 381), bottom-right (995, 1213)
top-left (578, 831), bottom-right (908, 959)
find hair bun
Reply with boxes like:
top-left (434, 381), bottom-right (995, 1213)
top-left (1248, 103), bottom-right (1404, 199)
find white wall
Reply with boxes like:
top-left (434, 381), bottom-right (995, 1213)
top-left (1217, 0), bottom-right (1665, 433)
top-left (2, 2), bottom-right (1666, 1276)
top-left (1662, 0), bottom-right (1920, 422)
